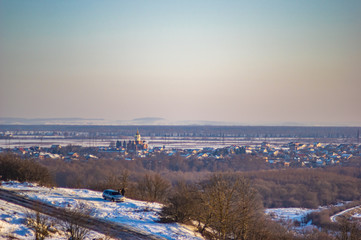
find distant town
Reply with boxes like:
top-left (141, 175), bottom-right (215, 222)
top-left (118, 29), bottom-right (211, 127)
top-left (1, 129), bottom-right (360, 169)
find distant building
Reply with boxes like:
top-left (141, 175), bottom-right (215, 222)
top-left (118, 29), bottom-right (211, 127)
top-left (121, 129), bottom-right (148, 151)
top-left (135, 129), bottom-right (141, 142)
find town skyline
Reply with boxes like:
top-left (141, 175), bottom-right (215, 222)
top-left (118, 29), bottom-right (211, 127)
top-left (1, 1), bottom-right (361, 126)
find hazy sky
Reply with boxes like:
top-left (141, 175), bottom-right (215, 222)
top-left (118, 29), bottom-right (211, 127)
top-left (1, 0), bottom-right (361, 126)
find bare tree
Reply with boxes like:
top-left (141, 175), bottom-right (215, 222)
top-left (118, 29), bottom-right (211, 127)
top-left (197, 174), bottom-right (263, 240)
top-left (160, 174), bottom-right (264, 239)
top-left (337, 218), bottom-right (361, 240)
top-left (119, 169), bottom-right (129, 190)
top-left (61, 204), bottom-right (92, 240)
top-left (160, 181), bottom-right (202, 223)
top-left (137, 173), bottom-right (170, 202)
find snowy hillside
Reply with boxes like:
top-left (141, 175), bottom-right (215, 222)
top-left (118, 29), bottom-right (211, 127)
top-left (0, 182), bottom-right (203, 240)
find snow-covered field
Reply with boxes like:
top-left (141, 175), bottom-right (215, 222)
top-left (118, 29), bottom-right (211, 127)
top-left (3, 181), bottom-right (354, 239)
top-left (265, 207), bottom-right (324, 233)
top-left (265, 208), bottom-right (316, 226)
top-left (0, 182), bottom-right (203, 240)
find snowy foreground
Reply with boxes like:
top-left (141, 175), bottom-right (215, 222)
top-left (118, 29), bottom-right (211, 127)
top-left (3, 182), bottom-right (353, 239)
top-left (0, 182), bottom-right (203, 240)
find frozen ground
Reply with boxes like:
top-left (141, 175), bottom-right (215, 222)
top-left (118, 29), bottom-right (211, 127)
top-left (0, 181), bottom-right (203, 240)
top-left (265, 207), bottom-right (318, 232)
top-left (265, 208), bottom-right (316, 223)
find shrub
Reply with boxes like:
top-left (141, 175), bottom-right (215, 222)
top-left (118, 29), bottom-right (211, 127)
top-left (26, 208), bottom-right (52, 240)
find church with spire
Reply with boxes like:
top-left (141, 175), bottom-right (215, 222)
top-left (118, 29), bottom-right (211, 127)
top-left (135, 129), bottom-right (142, 143)
top-left (117, 129), bottom-right (148, 151)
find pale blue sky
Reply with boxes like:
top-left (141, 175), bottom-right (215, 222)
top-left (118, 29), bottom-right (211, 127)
top-left (1, 0), bottom-right (361, 125)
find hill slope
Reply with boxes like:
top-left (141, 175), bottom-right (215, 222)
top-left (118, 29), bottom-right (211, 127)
top-left (0, 182), bottom-right (203, 240)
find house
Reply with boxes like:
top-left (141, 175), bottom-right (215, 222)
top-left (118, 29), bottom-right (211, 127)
top-left (341, 154), bottom-right (352, 160)
top-left (68, 152), bottom-right (79, 158)
top-left (85, 154), bottom-right (98, 160)
top-left (197, 153), bottom-right (208, 159)
top-left (316, 159), bottom-right (324, 166)
top-left (41, 153), bottom-right (61, 159)
top-left (51, 144), bottom-right (61, 150)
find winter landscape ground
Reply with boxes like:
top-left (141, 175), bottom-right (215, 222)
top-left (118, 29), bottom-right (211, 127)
top-left (4, 181), bottom-right (358, 239)
top-left (0, 181), bottom-right (203, 240)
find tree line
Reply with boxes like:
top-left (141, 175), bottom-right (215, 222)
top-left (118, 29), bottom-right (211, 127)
top-left (2, 153), bottom-right (361, 209)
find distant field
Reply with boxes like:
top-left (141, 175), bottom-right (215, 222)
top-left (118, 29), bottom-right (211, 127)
top-left (0, 125), bottom-right (359, 149)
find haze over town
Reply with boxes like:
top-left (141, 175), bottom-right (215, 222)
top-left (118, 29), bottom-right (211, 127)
top-left (1, 0), bottom-right (361, 126)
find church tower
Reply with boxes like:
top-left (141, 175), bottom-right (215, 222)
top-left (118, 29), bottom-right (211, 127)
top-left (135, 129), bottom-right (141, 143)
